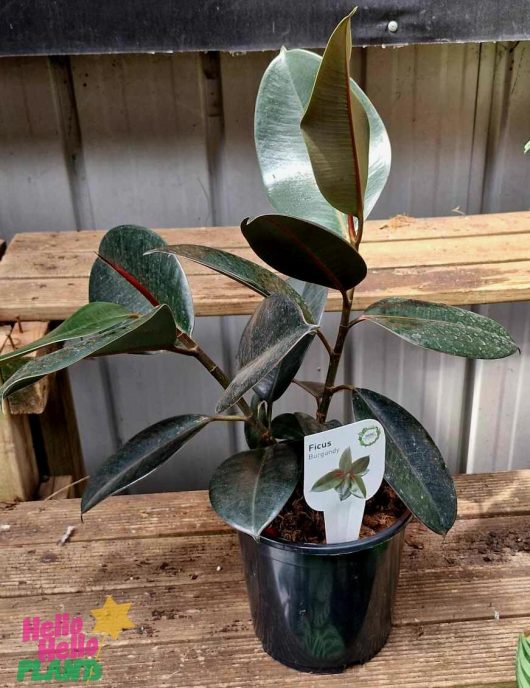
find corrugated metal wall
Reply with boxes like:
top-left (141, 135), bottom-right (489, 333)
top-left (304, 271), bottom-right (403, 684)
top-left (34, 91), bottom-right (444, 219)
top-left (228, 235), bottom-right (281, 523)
top-left (0, 42), bottom-right (528, 491)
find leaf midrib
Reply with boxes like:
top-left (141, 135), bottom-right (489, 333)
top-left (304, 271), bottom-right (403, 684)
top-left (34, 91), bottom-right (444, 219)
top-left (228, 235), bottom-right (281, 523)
top-left (86, 417), bottom-right (209, 509)
top-left (357, 392), bottom-right (447, 530)
top-left (341, 19), bottom-right (364, 229)
top-left (265, 217), bottom-right (346, 291)
top-left (364, 312), bottom-right (507, 334)
top-left (250, 449), bottom-right (268, 536)
top-left (282, 51), bottom-right (348, 239)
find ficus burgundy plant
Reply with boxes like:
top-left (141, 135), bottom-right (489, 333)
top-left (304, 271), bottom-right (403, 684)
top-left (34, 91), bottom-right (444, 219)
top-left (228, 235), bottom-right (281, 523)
top-left (0, 11), bottom-right (517, 541)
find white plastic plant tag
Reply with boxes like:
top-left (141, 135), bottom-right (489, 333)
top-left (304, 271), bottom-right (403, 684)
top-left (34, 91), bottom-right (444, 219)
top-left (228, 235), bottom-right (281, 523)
top-left (303, 419), bottom-right (385, 544)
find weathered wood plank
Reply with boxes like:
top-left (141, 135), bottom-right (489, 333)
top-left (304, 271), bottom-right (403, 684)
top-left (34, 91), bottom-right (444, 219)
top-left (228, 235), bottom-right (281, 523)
top-left (0, 473), bottom-right (527, 688)
top-left (0, 617), bottom-right (523, 687)
top-left (0, 323), bottom-right (84, 497)
top-left (2, 232), bottom-right (530, 280)
top-left (0, 514), bottom-right (528, 598)
top-left (2, 260), bottom-right (530, 321)
top-left (9, 211), bottom-right (530, 252)
top-left (0, 321), bottom-right (50, 414)
top-left (455, 470), bottom-right (530, 518)
top-left (1, 212), bottom-right (529, 319)
top-left (0, 323), bottom-right (39, 501)
top-left (0, 470), bottom-right (528, 546)
top-left (35, 369), bottom-right (85, 493)
top-left (395, 568), bottom-right (530, 625)
top-left (0, 407), bottom-right (37, 502)
top-left (0, 568), bottom-right (527, 655)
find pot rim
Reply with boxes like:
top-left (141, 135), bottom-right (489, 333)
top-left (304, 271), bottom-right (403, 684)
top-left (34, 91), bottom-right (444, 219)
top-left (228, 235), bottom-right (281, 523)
top-left (256, 508), bottom-right (412, 556)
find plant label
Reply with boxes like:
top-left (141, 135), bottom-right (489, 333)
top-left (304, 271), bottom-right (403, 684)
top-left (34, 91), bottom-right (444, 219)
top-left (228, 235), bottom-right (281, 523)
top-left (303, 419), bottom-right (385, 543)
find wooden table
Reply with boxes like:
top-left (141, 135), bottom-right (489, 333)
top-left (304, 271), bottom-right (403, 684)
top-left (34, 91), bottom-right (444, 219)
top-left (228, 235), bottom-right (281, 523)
top-left (1, 211), bottom-right (530, 320)
top-left (0, 470), bottom-right (529, 686)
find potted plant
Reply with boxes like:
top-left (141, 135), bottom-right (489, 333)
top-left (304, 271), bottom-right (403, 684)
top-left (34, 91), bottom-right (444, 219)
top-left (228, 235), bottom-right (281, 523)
top-left (0, 11), bottom-right (517, 674)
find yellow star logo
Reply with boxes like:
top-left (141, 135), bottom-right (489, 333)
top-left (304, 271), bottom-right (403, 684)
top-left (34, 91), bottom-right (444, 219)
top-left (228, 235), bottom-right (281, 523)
top-left (90, 595), bottom-right (136, 641)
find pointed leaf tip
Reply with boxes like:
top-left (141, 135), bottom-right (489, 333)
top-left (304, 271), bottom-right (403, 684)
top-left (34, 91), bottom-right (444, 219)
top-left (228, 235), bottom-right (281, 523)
top-left (217, 293), bottom-right (317, 413)
top-left (300, 11), bottom-right (369, 219)
top-left (1, 306), bottom-right (177, 400)
top-left (82, 414), bottom-right (211, 514)
top-left (0, 302), bottom-right (135, 365)
top-left (252, 279), bottom-right (327, 403)
top-left (149, 242), bottom-right (314, 323)
top-left (209, 443), bottom-right (300, 537)
top-left (362, 298), bottom-right (518, 359)
top-left (352, 387), bottom-right (457, 534)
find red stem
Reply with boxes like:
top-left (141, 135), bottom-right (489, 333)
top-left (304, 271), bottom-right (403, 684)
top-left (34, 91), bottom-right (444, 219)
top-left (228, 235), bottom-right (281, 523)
top-left (347, 215), bottom-right (356, 245)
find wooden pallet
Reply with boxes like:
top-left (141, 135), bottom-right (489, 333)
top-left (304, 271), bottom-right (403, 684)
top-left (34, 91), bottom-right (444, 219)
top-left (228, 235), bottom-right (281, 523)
top-left (0, 469), bottom-right (528, 687)
top-left (0, 305), bottom-right (85, 501)
top-left (0, 211), bottom-right (529, 320)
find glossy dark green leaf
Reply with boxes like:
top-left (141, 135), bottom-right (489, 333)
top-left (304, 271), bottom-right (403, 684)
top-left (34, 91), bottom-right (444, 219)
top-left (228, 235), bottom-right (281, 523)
top-left (217, 294), bottom-right (317, 413)
top-left (351, 387), bottom-right (457, 534)
top-left (0, 303), bottom-right (135, 364)
top-left (252, 279), bottom-right (327, 402)
top-left (255, 47), bottom-right (390, 237)
top-left (82, 415), bottom-right (210, 513)
top-left (252, 336), bottom-right (312, 404)
top-left (209, 442), bottom-right (300, 537)
top-left (0, 306), bottom-right (177, 399)
top-left (287, 278), bottom-right (328, 324)
top-left (271, 412), bottom-right (339, 441)
top-left (242, 214), bottom-right (367, 291)
top-left (271, 413), bottom-right (305, 441)
top-left (517, 634), bottom-right (530, 688)
top-left (311, 469), bottom-right (344, 492)
top-left (149, 243), bottom-right (315, 321)
top-left (300, 11), bottom-right (369, 221)
top-left (362, 297), bottom-right (518, 359)
top-left (89, 224), bottom-right (194, 334)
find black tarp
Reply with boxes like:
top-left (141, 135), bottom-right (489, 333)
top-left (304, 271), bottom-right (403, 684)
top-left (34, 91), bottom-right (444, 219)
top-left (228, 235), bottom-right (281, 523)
top-left (0, 0), bottom-right (529, 56)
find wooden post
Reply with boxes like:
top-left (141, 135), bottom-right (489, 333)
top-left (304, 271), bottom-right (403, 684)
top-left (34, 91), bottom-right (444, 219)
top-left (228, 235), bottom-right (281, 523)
top-left (0, 322), bottom-right (86, 501)
top-left (36, 369), bottom-right (85, 496)
top-left (0, 325), bottom-right (39, 501)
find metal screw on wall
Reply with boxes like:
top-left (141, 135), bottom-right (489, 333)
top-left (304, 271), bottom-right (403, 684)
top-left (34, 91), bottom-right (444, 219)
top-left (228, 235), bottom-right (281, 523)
top-left (387, 20), bottom-right (399, 33)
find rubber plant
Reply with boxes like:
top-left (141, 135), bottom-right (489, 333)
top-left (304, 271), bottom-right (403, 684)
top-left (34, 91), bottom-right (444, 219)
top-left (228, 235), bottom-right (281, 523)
top-left (0, 11), bottom-right (518, 541)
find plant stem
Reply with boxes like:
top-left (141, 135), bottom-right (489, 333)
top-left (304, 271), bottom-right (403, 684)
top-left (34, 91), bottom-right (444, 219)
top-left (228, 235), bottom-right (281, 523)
top-left (354, 216), bottom-right (364, 249)
top-left (316, 290), bottom-right (353, 423)
top-left (347, 215), bottom-right (356, 244)
top-left (346, 315), bottom-right (365, 330)
top-left (348, 214), bottom-right (364, 249)
top-left (316, 330), bottom-right (333, 356)
top-left (172, 332), bottom-right (273, 442)
top-left (330, 383), bottom-right (355, 394)
top-left (212, 415), bottom-right (249, 423)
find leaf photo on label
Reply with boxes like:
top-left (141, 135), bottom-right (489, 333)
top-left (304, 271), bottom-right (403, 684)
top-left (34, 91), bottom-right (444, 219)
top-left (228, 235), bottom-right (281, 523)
top-left (311, 447), bottom-right (370, 501)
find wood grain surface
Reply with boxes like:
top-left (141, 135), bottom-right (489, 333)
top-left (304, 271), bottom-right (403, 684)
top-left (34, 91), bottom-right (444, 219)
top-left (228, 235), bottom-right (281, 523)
top-left (0, 470), bottom-right (527, 687)
top-left (1, 211), bottom-right (529, 320)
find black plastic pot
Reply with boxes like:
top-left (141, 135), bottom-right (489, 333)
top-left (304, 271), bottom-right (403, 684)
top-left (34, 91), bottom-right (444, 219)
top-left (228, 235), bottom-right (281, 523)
top-left (238, 510), bottom-right (411, 673)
